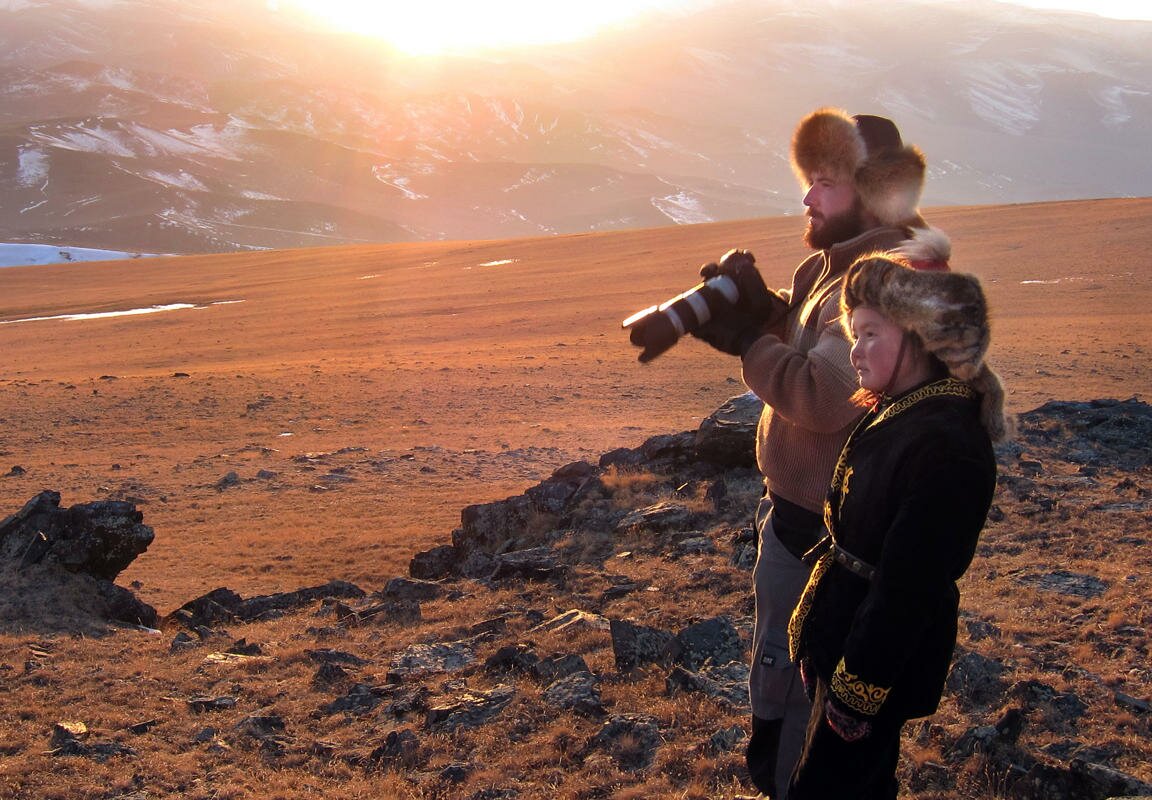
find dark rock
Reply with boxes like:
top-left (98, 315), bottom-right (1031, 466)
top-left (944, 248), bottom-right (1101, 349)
top-left (381, 576), bottom-right (443, 602)
top-left (319, 683), bottom-right (387, 716)
top-left (170, 631), bottom-right (198, 651)
top-left (49, 723), bottom-right (137, 762)
top-left (355, 599), bottom-right (422, 626)
top-left (440, 762), bottom-right (471, 783)
top-left (526, 460), bottom-right (596, 514)
top-left (226, 638), bottom-right (263, 656)
top-left (1017, 570), bottom-right (1109, 599)
top-left (409, 545), bottom-right (458, 580)
top-left (455, 495), bottom-right (533, 557)
top-left (382, 685), bottom-right (430, 718)
top-left (614, 500), bottom-right (696, 535)
top-left (1007, 681), bottom-right (1087, 737)
top-left (584, 713), bottom-right (663, 770)
top-left (1015, 398), bottom-right (1152, 470)
top-left (368, 728), bottom-right (421, 768)
top-left (187, 696), bottom-right (238, 713)
top-left (215, 471), bottom-right (241, 490)
top-left (533, 653), bottom-right (591, 684)
top-left (666, 661), bottom-right (750, 711)
top-left (96, 580), bottom-right (159, 628)
top-left (671, 616), bottom-right (743, 671)
top-left (457, 549), bottom-right (497, 580)
top-left (1072, 759), bottom-right (1152, 797)
top-left (1114, 691), bottom-right (1152, 714)
top-left (946, 650), bottom-right (1010, 709)
top-left (694, 391), bottom-right (761, 467)
top-left (312, 662), bottom-right (349, 688)
top-left (484, 644), bottom-right (540, 675)
top-left (235, 712), bottom-right (286, 741)
top-left (389, 641), bottom-right (476, 679)
top-left (541, 671), bottom-right (603, 717)
top-left (706, 724), bottom-right (747, 755)
top-left (0, 490), bottom-right (153, 580)
top-left (490, 546), bottom-right (567, 582)
top-left (425, 685), bottom-right (515, 732)
top-left (170, 581), bottom-right (365, 627)
top-left (610, 618), bottom-right (676, 673)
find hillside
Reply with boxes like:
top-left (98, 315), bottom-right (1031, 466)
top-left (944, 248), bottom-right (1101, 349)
top-left (2, 0), bottom-right (1151, 251)
top-left (0, 199), bottom-right (1150, 798)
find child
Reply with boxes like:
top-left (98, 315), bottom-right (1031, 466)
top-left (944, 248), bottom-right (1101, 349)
top-left (787, 254), bottom-right (1008, 799)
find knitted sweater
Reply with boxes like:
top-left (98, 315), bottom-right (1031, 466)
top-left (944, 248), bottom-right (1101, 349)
top-left (742, 226), bottom-right (920, 512)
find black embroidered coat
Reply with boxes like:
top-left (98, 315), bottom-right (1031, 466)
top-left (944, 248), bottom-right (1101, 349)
top-left (789, 378), bottom-right (997, 723)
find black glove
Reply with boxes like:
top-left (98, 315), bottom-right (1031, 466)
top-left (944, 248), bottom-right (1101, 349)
top-left (824, 695), bottom-right (872, 742)
top-left (700, 249), bottom-right (789, 323)
top-left (690, 301), bottom-right (767, 358)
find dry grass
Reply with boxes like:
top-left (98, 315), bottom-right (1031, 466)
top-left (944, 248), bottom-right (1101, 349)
top-left (2, 200), bottom-right (1151, 798)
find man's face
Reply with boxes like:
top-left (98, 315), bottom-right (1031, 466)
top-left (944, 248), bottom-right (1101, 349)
top-left (803, 171), bottom-right (864, 250)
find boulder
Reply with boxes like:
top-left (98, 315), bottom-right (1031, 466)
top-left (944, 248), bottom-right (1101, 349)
top-left (0, 490), bottom-right (153, 580)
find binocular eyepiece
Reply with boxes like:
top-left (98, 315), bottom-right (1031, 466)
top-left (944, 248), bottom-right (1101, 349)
top-left (622, 274), bottom-right (741, 363)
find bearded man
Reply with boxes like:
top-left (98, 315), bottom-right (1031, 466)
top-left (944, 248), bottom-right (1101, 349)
top-left (690, 107), bottom-right (951, 799)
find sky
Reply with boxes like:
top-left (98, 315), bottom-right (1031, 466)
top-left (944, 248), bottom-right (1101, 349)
top-left (1003, 0), bottom-right (1152, 19)
top-left (276, 0), bottom-right (1152, 54)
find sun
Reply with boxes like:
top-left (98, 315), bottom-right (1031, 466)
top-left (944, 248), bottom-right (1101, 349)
top-left (277, 0), bottom-right (672, 55)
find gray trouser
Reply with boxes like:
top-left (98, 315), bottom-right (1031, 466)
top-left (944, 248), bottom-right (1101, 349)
top-left (747, 495), bottom-right (814, 798)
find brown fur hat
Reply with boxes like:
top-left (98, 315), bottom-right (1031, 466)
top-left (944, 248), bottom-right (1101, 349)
top-left (841, 255), bottom-right (1009, 441)
top-left (791, 108), bottom-right (927, 228)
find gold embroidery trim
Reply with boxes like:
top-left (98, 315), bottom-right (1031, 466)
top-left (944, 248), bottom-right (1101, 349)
top-left (831, 657), bottom-right (891, 716)
top-left (788, 551), bottom-right (832, 661)
top-left (867, 377), bottom-right (975, 430)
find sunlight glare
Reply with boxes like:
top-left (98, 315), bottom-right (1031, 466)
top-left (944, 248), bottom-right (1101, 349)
top-left (280, 0), bottom-right (669, 54)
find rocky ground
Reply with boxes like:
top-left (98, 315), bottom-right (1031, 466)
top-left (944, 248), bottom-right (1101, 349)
top-left (1, 394), bottom-right (1149, 799)
top-left (1, 200), bottom-right (1150, 798)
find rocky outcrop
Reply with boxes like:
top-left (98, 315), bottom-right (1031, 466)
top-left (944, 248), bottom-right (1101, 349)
top-left (0, 490), bottom-right (157, 632)
top-left (9, 396), bottom-right (1152, 798)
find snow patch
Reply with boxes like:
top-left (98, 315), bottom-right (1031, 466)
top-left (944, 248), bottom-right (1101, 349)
top-left (372, 165), bottom-right (428, 199)
top-left (1, 300), bottom-right (245, 325)
top-left (504, 168), bottom-right (556, 192)
top-left (1098, 85), bottom-right (1150, 126)
top-left (0, 243), bottom-right (162, 268)
top-left (964, 61), bottom-right (1047, 136)
top-left (651, 190), bottom-right (712, 225)
top-left (16, 146), bottom-right (48, 188)
top-left (143, 169), bottom-right (209, 191)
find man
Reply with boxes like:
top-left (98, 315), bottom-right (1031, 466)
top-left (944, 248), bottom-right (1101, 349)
top-left (690, 107), bottom-right (950, 799)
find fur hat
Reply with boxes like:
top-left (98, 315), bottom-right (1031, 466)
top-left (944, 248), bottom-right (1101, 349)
top-left (841, 255), bottom-right (1008, 441)
top-left (791, 108), bottom-right (927, 228)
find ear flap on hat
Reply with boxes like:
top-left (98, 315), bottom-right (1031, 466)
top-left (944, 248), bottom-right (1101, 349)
top-left (855, 145), bottom-right (927, 227)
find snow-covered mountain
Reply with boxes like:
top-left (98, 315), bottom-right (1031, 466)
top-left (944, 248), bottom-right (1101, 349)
top-left (1, 0), bottom-right (1149, 254)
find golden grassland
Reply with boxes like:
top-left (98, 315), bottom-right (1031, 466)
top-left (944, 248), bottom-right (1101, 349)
top-left (0, 198), bottom-right (1150, 798)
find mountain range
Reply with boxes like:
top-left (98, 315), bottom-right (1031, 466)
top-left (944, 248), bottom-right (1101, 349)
top-left (2, 0), bottom-right (1150, 254)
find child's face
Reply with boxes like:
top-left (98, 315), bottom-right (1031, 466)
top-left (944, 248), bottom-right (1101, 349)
top-left (848, 306), bottom-right (908, 393)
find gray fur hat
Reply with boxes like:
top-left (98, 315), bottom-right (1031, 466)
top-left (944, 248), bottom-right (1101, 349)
top-left (791, 107), bottom-right (927, 228)
top-left (841, 255), bottom-right (1009, 441)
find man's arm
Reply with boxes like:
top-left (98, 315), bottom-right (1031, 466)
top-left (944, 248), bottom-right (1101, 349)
top-left (740, 316), bottom-right (861, 434)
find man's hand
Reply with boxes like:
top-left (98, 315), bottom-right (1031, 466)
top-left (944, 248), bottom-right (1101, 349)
top-left (700, 249), bottom-right (789, 333)
top-left (690, 304), bottom-right (767, 358)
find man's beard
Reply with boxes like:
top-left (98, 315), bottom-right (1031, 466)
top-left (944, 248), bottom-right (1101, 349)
top-left (804, 200), bottom-right (866, 250)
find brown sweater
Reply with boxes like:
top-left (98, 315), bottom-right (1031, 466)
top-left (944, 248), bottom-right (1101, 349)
top-left (742, 226), bottom-right (916, 512)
